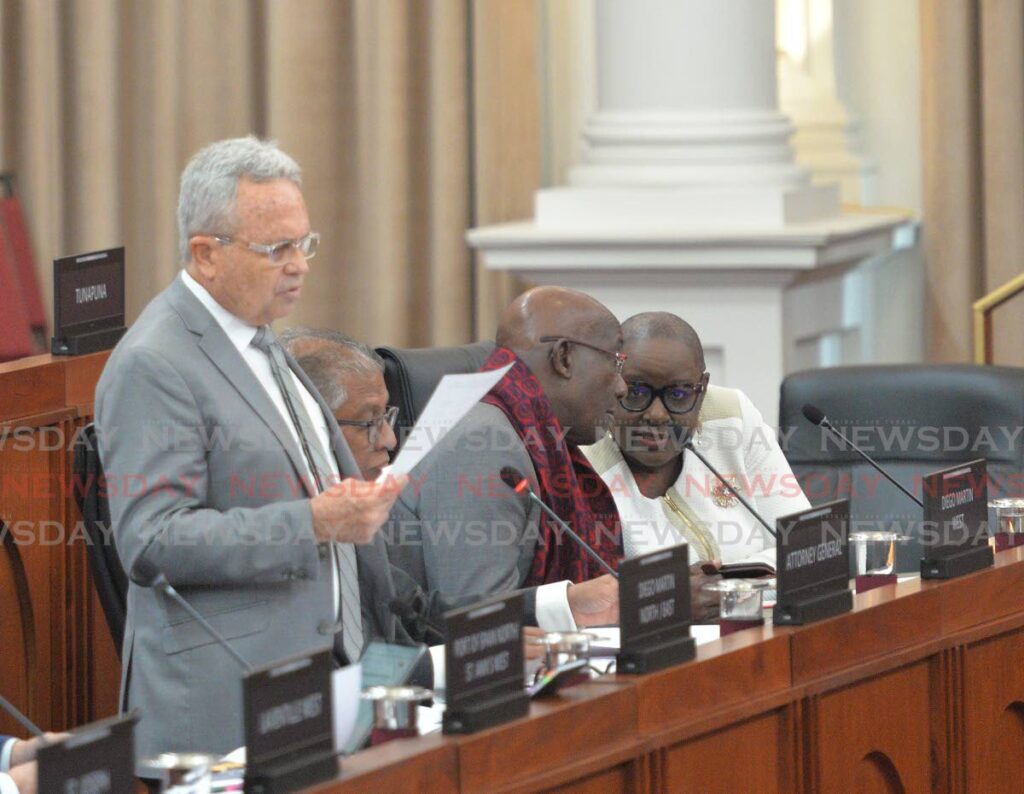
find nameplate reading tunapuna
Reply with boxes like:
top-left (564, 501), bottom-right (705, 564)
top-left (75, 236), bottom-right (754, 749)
top-left (920, 458), bottom-right (993, 579)
top-left (36, 713), bottom-right (138, 794)
top-left (773, 499), bottom-right (852, 626)
top-left (443, 593), bottom-right (528, 734)
top-left (51, 246), bottom-right (126, 355)
top-left (617, 543), bottom-right (695, 674)
top-left (244, 648), bottom-right (337, 793)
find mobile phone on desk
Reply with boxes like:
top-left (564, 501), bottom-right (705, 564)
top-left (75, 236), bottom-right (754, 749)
top-left (716, 561), bottom-right (775, 579)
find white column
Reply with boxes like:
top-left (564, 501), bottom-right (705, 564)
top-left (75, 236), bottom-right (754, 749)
top-left (579, 0), bottom-right (803, 188)
top-left (537, 0), bottom-right (840, 230)
top-left (469, 0), bottom-right (912, 424)
top-left (776, 0), bottom-right (877, 204)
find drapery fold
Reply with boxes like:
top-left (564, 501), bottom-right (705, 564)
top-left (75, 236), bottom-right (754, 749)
top-left (0, 0), bottom-right (535, 350)
top-left (922, 0), bottom-right (1024, 364)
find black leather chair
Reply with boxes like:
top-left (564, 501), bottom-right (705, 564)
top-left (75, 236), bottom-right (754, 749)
top-left (73, 423), bottom-right (128, 655)
top-left (779, 364), bottom-right (1024, 572)
top-left (376, 341), bottom-right (495, 451)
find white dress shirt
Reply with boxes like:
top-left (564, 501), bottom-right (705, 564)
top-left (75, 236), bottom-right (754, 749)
top-left (180, 270), bottom-right (344, 616)
top-left (0, 738), bottom-right (17, 794)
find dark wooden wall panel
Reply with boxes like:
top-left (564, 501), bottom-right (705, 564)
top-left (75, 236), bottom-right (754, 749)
top-left (662, 711), bottom-right (789, 793)
top-left (811, 663), bottom-right (932, 793)
top-left (963, 628), bottom-right (1024, 791)
top-left (0, 352), bottom-right (118, 736)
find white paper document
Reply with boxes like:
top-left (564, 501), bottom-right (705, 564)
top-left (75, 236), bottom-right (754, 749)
top-left (587, 624), bottom-right (721, 654)
top-left (387, 363), bottom-right (513, 476)
top-left (331, 662), bottom-right (362, 754)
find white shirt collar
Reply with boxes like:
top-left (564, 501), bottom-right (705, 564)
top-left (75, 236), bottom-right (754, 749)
top-left (179, 269), bottom-right (259, 353)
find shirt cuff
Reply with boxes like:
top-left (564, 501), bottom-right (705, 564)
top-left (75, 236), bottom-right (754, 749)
top-left (429, 644), bottom-right (445, 691)
top-left (535, 580), bottom-right (577, 632)
top-left (0, 772), bottom-right (17, 794)
top-left (0, 739), bottom-right (14, 773)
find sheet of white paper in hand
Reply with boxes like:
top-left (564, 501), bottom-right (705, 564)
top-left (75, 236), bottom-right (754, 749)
top-left (388, 363), bottom-right (513, 476)
top-left (332, 662), bottom-right (362, 754)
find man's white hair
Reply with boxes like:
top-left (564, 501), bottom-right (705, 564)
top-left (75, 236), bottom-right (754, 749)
top-left (176, 135), bottom-right (301, 265)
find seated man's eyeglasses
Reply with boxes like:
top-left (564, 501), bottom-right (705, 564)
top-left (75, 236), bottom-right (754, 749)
top-left (538, 335), bottom-right (627, 375)
top-left (620, 381), bottom-right (706, 414)
top-left (335, 405), bottom-right (400, 445)
top-left (213, 231), bottom-right (320, 265)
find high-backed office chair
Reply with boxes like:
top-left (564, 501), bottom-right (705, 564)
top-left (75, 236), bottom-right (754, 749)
top-left (73, 423), bottom-right (128, 655)
top-left (376, 341), bottom-right (495, 450)
top-left (779, 364), bottom-right (1024, 572)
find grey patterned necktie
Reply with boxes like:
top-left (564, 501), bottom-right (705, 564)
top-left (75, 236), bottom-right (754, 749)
top-left (252, 325), bottom-right (364, 662)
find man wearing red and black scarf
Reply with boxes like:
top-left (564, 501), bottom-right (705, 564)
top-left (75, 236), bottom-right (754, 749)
top-left (387, 286), bottom-right (627, 630)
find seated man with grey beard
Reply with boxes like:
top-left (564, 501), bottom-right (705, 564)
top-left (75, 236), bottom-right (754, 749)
top-left (282, 326), bottom-right (619, 633)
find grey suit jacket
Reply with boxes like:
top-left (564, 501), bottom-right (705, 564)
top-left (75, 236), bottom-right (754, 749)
top-left (387, 402), bottom-right (544, 597)
top-left (95, 277), bottom-right (406, 757)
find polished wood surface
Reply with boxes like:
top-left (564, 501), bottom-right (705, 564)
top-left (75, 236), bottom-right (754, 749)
top-left (5, 352), bottom-right (1024, 791)
top-left (309, 549), bottom-right (1024, 793)
top-left (0, 351), bottom-right (119, 736)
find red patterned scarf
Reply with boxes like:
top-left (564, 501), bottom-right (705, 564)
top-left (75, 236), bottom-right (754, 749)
top-left (481, 347), bottom-right (622, 585)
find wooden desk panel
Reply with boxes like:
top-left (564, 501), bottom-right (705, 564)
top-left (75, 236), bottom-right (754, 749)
top-left (309, 735), bottom-right (458, 793)
top-left (790, 578), bottom-right (941, 685)
top-left (632, 628), bottom-right (790, 738)
top-left (938, 546), bottom-right (1024, 635)
top-left (0, 351), bottom-right (118, 736)
top-left (660, 709), bottom-right (795, 794)
top-left (809, 662), bottom-right (932, 793)
top-left (455, 682), bottom-right (642, 794)
top-left (0, 355), bottom-right (65, 419)
top-left (962, 627), bottom-right (1024, 791)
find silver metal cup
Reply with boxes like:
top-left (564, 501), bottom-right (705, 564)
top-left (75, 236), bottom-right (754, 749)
top-left (361, 685), bottom-right (432, 731)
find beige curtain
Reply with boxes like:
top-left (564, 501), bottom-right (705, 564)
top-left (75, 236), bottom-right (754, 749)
top-left (0, 0), bottom-right (536, 350)
top-left (921, 0), bottom-right (1024, 365)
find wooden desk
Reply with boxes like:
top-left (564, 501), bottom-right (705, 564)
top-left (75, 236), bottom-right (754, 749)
top-left (311, 551), bottom-right (1024, 793)
top-left (0, 351), bottom-right (120, 735)
top-left (3, 352), bottom-right (1023, 791)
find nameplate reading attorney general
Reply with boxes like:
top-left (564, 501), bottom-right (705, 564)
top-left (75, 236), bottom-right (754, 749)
top-left (36, 713), bottom-right (138, 794)
top-left (773, 500), bottom-right (852, 626)
top-left (51, 246), bottom-right (126, 355)
top-left (920, 458), bottom-right (993, 580)
top-left (443, 593), bottom-right (528, 734)
top-left (617, 543), bottom-right (695, 674)
top-left (244, 649), bottom-right (336, 794)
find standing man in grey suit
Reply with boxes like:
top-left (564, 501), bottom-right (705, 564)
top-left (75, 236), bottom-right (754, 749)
top-left (94, 137), bottom-right (409, 757)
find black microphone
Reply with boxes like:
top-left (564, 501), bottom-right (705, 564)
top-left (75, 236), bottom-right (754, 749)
top-left (133, 556), bottom-right (255, 673)
top-left (499, 466), bottom-right (619, 579)
top-left (388, 595), bottom-right (445, 642)
top-left (683, 442), bottom-right (778, 539)
top-left (802, 403), bottom-right (924, 508)
top-left (0, 693), bottom-right (44, 738)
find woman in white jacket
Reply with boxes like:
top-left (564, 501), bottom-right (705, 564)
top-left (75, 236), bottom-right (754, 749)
top-left (582, 311), bottom-right (810, 618)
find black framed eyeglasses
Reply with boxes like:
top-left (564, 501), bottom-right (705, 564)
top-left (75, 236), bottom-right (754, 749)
top-left (335, 405), bottom-right (399, 445)
top-left (619, 380), bottom-right (706, 414)
top-left (538, 335), bottom-right (627, 375)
